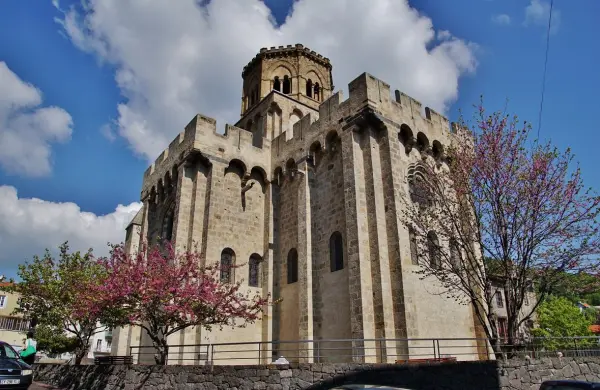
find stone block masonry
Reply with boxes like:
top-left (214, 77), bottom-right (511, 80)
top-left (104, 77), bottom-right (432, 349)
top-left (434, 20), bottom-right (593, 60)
top-left (33, 357), bottom-right (600, 390)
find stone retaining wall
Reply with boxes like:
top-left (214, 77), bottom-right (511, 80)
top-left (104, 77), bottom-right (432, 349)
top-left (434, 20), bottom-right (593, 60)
top-left (33, 357), bottom-right (600, 390)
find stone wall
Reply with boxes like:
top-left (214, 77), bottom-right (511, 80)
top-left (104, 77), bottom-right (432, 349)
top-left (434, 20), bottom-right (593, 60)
top-left (32, 357), bottom-right (600, 390)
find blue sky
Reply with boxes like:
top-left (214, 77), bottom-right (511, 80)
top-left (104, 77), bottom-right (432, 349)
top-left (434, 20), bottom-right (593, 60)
top-left (0, 0), bottom-right (598, 279)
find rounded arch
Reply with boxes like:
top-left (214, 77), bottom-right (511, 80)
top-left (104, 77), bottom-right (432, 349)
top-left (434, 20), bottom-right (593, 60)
top-left (250, 166), bottom-right (268, 192)
top-left (220, 248), bottom-right (236, 283)
top-left (266, 62), bottom-right (294, 78)
top-left (273, 76), bottom-right (281, 92)
top-left (432, 140), bottom-right (444, 160)
top-left (407, 162), bottom-right (431, 206)
top-left (273, 166), bottom-right (283, 186)
top-left (326, 130), bottom-right (341, 153)
top-left (399, 124), bottom-right (414, 146)
top-left (416, 132), bottom-right (430, 153)
top-left (225, 159), bottom-right (247, 178)
top-left (157, 179), bottom-right (164, 202)
top-left (283, 75), bottom-right (291, 94)
top-left (309, 140), bottom-right (322, 166)
top-left (289, 108), bottom-right (303, 131)
top-left (304, 67), bottom-right (326, 87)
top-left (287, 248), bottom-right (298, 284)
top-left (306, 78), bottom-right (313, 97)
top-left (285, 158), bottom-right (297, 178)
top-left (248, 253), bottom-right (262, 288)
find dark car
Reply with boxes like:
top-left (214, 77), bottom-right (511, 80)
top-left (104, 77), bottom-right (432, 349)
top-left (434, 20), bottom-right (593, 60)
top-left (0, 341), bottom-right (33, 390)
top-left (540, 380), bottom-right (600, 389)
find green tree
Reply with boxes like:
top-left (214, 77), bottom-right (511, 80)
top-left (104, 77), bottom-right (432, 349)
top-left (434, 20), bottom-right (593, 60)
top-left (531, 296), bottom-right (595, 351)
top-left (34, 324), bottom-right (79, 356)
top-left (1, 243), bottom-right (123, 365)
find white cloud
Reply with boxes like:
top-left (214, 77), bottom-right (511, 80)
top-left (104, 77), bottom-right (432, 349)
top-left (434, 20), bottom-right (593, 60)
top-left (100, 123), bottom-right (116, 142)
top-left (525, 0), bottom-right (561, 34)
top-left (492, 14), bottom-right (511, 25)
top-left (0, 185), bottom-right (142, 279)
top-left (57, 0), bottom-right (477, 161)
top-left (0, 62), bottom-right (73, 177)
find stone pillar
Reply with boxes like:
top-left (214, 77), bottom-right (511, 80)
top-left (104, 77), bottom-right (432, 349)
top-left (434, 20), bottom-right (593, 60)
top-left (341, 128), bottom-right (377, 362)
top-left (262, 181), bottom-right (275, 363)
top-left (297, 160), bottom-right (314, 362)
top-left (365, 128), bottom-right (397, 362)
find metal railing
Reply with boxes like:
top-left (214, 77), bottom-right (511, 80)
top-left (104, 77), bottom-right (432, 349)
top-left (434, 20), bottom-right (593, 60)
top-left (127, 336), bottom-right (600, 365)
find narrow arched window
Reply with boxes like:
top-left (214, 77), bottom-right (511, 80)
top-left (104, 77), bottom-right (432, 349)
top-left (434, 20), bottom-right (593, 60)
top-left (329, 232), bottom-right (344, 272)
top-left (450, 238), bottom-right (461, 269)
top-left (314, 83), bottom-right (320, 101)
top-left (306, 79), bottom-right (313, 97)
top-left (287, 248), bottom-right (298, 284)
top-left (427, 232), bottom-right (440, 270)
top-left (273, 77), bottom-right (281, 92)
top-left (283, 75), bottom-right (291, 94)
top-left (408, 227), bottom-right (418, 265)
top-left (162, 202), bottom-right (175, 243)
top-left (220, 248), bottom-right (235, 283)
top-left (249, 254), bottom-right (261, 287)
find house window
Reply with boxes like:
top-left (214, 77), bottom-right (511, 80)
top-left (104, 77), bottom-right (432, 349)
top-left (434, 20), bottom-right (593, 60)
top-left (248, 254), bottom-right (261, 287)
top-left (273, 77), bottom-right (281, 92)
top-left (495, 291), bottom-right (504, 308)
top-left (449, 238), bottom-right (461, 269)
top-left (306, 79), bottom-right (313, 97)
top-left (287, 248), bottom-right (298, 284)
top-left (497, 317), bottom-right (508, 343)
top-left (0, 296), bottom-right (6, 309)
top-left (96, 339), bottom-right (102, 351)
top-left (408, 227), bottom-right (418, 265)
top-left (329, 232), bottom-right (344, 272)
top-left (220, 248), bottom-right (235, 283)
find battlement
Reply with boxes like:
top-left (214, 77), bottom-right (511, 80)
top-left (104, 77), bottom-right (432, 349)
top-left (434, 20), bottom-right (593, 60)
top-left (141, 114), bottom-right (271, 197)
top-left (271, 72), bottom-right (455, 168)
top-left (242, 43), bottom-right (332, 78)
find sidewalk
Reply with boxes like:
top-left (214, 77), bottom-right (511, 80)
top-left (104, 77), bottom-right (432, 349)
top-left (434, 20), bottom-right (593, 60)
top-left (30, 383), bottom-right (65, 390)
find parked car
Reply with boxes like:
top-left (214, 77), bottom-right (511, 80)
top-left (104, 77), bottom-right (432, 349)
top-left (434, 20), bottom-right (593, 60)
top-left (0, 341), bottom-right (32, 389)
top-left (540, 380), bottom-right (600, 389)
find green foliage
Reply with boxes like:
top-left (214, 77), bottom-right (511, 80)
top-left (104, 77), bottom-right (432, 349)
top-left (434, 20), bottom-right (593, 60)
top-left (34, 325), bottom-right (79, 355)
top-left (2, 242), bottom-right (119, 364)
top-left (531, 296), bottom-right (596, 350)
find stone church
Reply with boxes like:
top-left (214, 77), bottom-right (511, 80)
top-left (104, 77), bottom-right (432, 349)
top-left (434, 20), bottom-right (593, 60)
top-left (111, 44), bottom-right (486, 364)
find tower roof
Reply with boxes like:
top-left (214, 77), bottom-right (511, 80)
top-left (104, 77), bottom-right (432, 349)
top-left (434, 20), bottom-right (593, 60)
top-left (242, 44), bottom-right (332, 79)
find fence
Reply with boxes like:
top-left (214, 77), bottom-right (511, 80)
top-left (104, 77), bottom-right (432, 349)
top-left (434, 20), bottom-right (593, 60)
top-left (127, 336), bottom-right (600, 365)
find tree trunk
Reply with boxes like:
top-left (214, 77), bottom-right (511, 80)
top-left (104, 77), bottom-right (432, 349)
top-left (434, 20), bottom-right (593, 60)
top-left (73, 345), bottom-right (88, 365)
top-left (152, 337), bottom-right (169, 365)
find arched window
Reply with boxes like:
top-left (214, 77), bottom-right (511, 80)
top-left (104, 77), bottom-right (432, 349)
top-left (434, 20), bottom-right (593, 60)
top-left (314, 83), bottom-right (320, 101)
top-left (248, 254), bottom-right (262, 287)
top-left (407, 163), bottom-right (430, 206)
top-left (283, 75), bottom-right (291, 94)
top-left (220, 248), bottom-right (235, 283)
top-left (306, 79), bottom-right (313, 97)
top-left (329, 232), bottom-right (344, 272)
top-left (287, 248), bottom-right (298, 284)
top-left (427, 232), bottom-right (441, 270)
top-left (450, 238), bottom-right (461, 269)
top-left (273, 77), bottom-right (281, 92)
top-left (408, 227), bottom-right (418, 265)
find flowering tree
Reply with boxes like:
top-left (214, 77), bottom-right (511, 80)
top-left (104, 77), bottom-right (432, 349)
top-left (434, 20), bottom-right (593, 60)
top-left (2, 243), bottom-right (117, 364)
top-left (401, 101), bottom-right (600, 354)
top-left (84, 242), bottom-right (269, 365)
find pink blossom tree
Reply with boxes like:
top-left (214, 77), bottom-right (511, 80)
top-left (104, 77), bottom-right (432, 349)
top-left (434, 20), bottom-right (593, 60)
top-left (82, 242), bottom-right (269, 365)
top-left (401, 101), bottom-right (600, 354)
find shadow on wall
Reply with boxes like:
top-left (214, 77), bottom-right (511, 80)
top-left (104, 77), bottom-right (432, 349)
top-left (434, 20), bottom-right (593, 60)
top-left (305, 361), bottom-right (500, 390)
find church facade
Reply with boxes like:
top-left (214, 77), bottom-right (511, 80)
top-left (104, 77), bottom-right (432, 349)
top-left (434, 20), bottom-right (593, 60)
top-left (111, 44), bottom-right (486, 364)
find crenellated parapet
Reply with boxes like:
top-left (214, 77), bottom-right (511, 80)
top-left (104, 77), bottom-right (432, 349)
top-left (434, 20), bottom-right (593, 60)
top-left (271, 72), bottom-right (458, 178)
top-left (141, 114), bottom-right (271, 200)
top-left (242, 44), bottom-right (332, 78)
